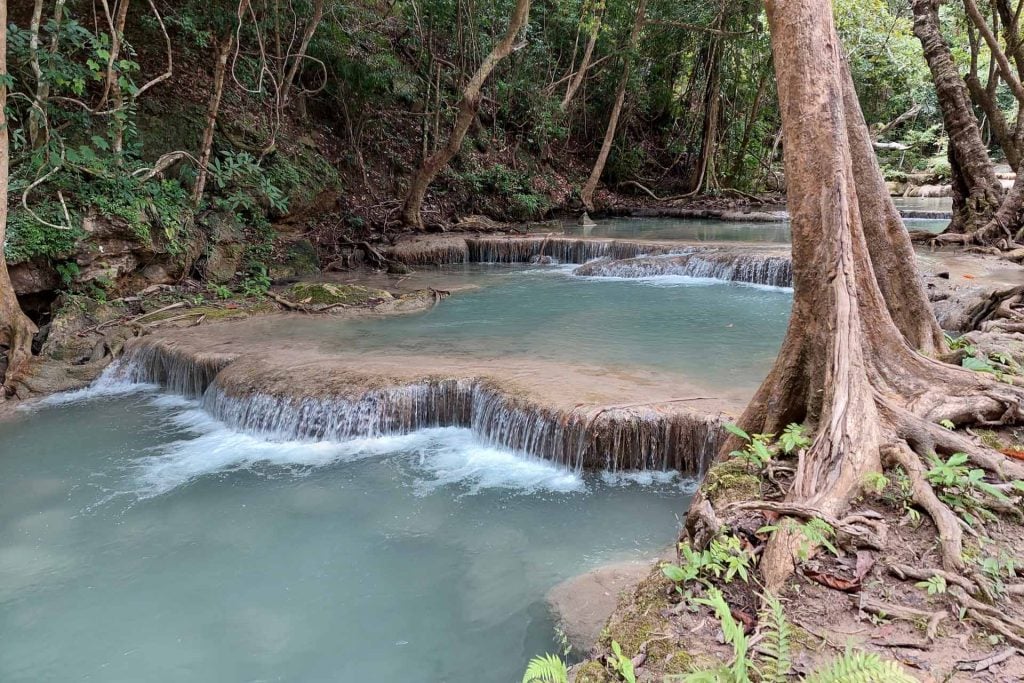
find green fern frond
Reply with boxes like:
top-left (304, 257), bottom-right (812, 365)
top-left (803, 650), bottom-right (916, 683)
top-left (758, 593), bottom-right (792, 683)
top-left (522, 653), bottom-right (569, 683)
top-left (694, 588), bottom-right (749, 681)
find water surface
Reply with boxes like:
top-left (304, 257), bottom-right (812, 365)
top-left (0, 390), bottom-right (690, 682)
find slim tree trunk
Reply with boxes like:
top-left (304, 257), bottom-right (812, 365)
top-left (401, 0), bottom-right (531, 228)
top-left (0, 0), bottom-right (40, 396)
top-left (580, 0), bottom-right (646, 212)
top-left (28, 0), bottom-right (66, 148)
top-left (193, 33), bottom-right (235, 207)
top-left (560, 7), bottom-right (602, 112)
top-left (911, 0), bottom-right (1003, 233)
top-left (708, 0), bottom-right (1024, 593)
top-left (281, 0), bottom-right (325, 108)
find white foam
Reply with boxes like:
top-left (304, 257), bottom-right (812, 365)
top-left (600, 470), bottom-right (699, 491)
top-left (412, 429), bottom-right (584, 495)
top-left (37, 364), bottom-right (156, 406)
top-left (573, 271), bottom-right (793, 292)
top-left (121, 394), bottom-right (584, 498)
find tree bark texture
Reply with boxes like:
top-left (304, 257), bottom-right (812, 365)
top-left (725, 0), bottom-right (1024, 591)
top-left (911, 0), bottom-right (1003, 233)
top-left (0, 0), bottom-right (41, 396)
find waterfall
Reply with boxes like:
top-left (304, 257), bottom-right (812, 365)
top-left (388, 237), bottom-right (686, 266)
top-left (573, 252), bottom-right (793, 288)
top-left (112, 339), bottom-right (724, 474)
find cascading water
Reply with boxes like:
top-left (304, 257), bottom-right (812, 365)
top-left (106, 340), bottom-right (724, 474)
top-left (573, 252), bottom-right (793, 288)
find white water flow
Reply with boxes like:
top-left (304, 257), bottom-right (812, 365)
top-left (0, 242), bottom-right (794, 682)
top-left (0, 390), bottom-right (693, 682)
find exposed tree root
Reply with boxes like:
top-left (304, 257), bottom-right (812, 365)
top-left (883, 444), bottom-right (964, 571)
top-left (856, 595), bottom-right (946, 641)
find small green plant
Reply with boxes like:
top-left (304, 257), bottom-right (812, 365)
top-left (863, 471), bottom-right (890, 496)
top-left (726, 422), bottom-right (810, 469)
top-left (925, 453), bottom-right (1015, 526)
top-left (661, 535), bottom-right (752, 593)
top-left (759, 518), bottom-right (838, 561)
top-left (208, 284), bottom-right (233, 300)
top-left (915, 574), bottom-right (947, 595)
top-left (521, 654), bottom-right (568, 683)
top-left (240, 265), bottom-right (272, 298)
top-left (608, 640), bottom-right (636, 683)
top-left (673, 590), bottom-right (917, 683)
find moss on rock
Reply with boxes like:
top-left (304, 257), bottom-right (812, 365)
top-left (702, 458), bottom-right (761, 507)
top-left (286, 282), bottom-right (393, 305)
top-left (572, 660), bottom-right (613, 683)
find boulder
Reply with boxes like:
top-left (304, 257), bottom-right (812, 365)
top-left (285, 282), bottom-right (393, 306)
top-left (270, 239), bottom-right (321, 280)
top-left (546, 561), bottom-right (655, 654)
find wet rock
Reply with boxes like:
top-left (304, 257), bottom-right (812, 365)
top-left (285, 282), bottom-right (393, 306)
top-left (202, 212), bottom-right (246, 283)
top-left (15, 356), bottom-right (112, 398)
top-left (41, 295), bottom-right (128, 362)
top-left (547, 562), bottom-right (654, 653)
top-left (270, 239), bottom-right (321, 280)
top-left (10, 260), bottom-right (60, 295)
top-left (386, 261), bottom-right (412, 275)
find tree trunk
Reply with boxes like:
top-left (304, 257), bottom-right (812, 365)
top-left (560, 8), bottom-right (602, 112)
top-left (911, 0), bottom-right (1003, 233)
top-left (580, 0), bottom-right (646, 212)
top-left (0, 0), bottom-right (40, 397)
top-left (723, 0), bottom-right (1024, 592)
top-left (193, 33), bottom-right (235, 207)
top-left (281, 0), bottom-right (325, 108)
top-left (400, 0), bottom-right (531, 229)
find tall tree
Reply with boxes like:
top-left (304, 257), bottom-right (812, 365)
top-left (401, 0), bottom-right (532, 229)
top-left (0, 0), bottom-right (40, 396)
top-left (911, 0), bottom-right (1004, 235)
top-left (718, 0), bottom-right (1024, 591)
top-left (580, 0), bottom-right (646, 212)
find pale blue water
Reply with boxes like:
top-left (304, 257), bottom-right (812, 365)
top-left (0, 253), bottom-right (795, 682)
top-left (281, 264), bottom-right (793, 391)
top-left (0, 390), bottom-right (691, 682)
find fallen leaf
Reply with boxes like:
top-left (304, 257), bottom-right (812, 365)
top-left (963, 273), bottom-right (976, 279)
top-left (999, 447), bottom-right (1024, 461)
top-left (854, 550), bottom-right (875, 581)
top-left (804, 568), bottom-right (861, 592)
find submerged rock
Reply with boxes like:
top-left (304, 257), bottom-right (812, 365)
top-left (286, 282), bottom-right (393, 306)
top-left (547, 561), bottom-right (656, 654)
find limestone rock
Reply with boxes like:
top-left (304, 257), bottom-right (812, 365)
top-left (285, 282), bottom-right (393, 306)
top-left (546, 562), bottom-right (653, 654)
top-left (270, 239), bottom-right (321, 280)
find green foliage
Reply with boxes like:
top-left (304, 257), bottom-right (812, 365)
top-left (674, 590), bottom-right (916, 683)
top-left (802, 651), bottom-right (917, 683)
top-left (608, 640), bottom-right (636, 683)
top-left (925, 453), bottom-right (1016, 526)
top-left (759, 593), bottom-right (793, 683)
top-left (522, 654), bottom-right (569, 683)
top-left (915, 574), bottom-right (947, 596)
top-left (661, 535), bottom-right (752, 592)
top-left (208, 151), bottom-right (289, 215)
top-left (726, 422), bottom-right (809, 469)
top-left (240, 264), bottom-right (272, 298)
top-left (208, 284), bottom-right (233, 300)
top-left (759, 518), bottom-right (838, 561)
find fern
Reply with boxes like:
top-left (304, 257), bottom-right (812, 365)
top-left (803, 651), bottom-right (917, 683)
top-left (759, 593), bottom-right (792, 683)
top-left (522, 653), bottom-right (569, 683)
top-left (694, 588), bottom-right (750, 682)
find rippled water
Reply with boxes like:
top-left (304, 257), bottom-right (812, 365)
top-left (0, 241), bottom-right (796, 682)
top-left (539, 217), bottom-right (792, 243)
top-left (284, 264), bottom-right (793, 391)
top-left (0, 390), bottom-right (691, 682)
